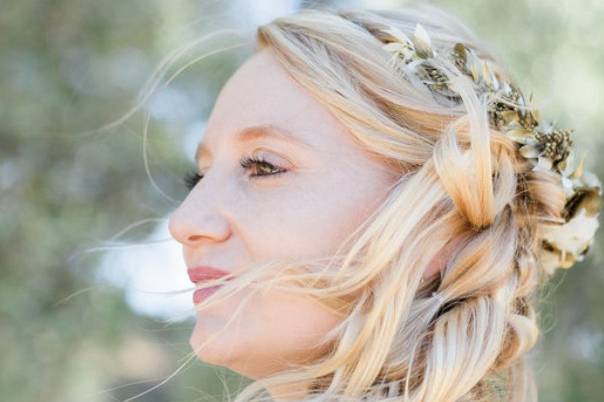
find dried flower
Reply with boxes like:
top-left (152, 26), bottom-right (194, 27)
top-left (379, 23), bottom-right (602, 274)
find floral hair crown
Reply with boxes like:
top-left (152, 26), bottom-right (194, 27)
top-left (379, 23), bottom-right (602, 274)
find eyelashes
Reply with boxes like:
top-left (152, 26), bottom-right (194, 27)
top-left (183, 156), bottom-right (287, 192)
top-left (183, 171), bottom-right (203, 191)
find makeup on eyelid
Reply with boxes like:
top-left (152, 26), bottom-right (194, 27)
top-left (183, 153), bottom-right (289, 191)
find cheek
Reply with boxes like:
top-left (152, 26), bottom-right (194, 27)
top-left (253, 290), bottom-right (342, 352)
top-left (249, 173), bottom-right (390, 259)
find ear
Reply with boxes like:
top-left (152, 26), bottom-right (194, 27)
top-left (422, 236), bottom-right (463, 281)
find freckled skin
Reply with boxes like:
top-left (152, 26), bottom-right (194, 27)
top-left (168, 48), bottom-right (399, 386)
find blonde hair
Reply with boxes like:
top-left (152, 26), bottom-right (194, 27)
top-left (162, 3), bottom-right (581, 401)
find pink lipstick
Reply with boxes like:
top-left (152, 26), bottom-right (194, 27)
top-left (187, 266), bottom-right (233, 305)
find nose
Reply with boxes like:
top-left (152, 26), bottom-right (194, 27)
top-left (168, 193), bottom-right (232, 247)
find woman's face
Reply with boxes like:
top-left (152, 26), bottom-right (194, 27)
top-left (168, 48), bottom-right (398, 382)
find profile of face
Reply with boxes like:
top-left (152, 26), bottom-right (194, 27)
top-left (168, 48), bottom-right (399, 384)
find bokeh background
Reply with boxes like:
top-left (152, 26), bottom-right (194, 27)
top-left (2, 0), bottom-right (604, 401)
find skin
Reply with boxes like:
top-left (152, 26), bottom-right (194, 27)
top-left (168, 47), bottom-right (442, 400)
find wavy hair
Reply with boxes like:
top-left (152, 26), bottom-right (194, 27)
top-left (177, 3), bottom-right (579, 401)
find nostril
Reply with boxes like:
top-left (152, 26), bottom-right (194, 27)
top-left (188, 234), bottom-right (205, 242)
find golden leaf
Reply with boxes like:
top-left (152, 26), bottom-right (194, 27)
top-left (506, 127), bottom-right (535, 144)
top-left (559, 252), bottom-right (576, 269)
top-left (571, 152), bottom-right (586, 179)
top-left (383, 26), bottom-right (413, 48)
top-left (501, 110), bottom-right (519, 126)
top-left (529, 108), bottom-right (540, 124)
top-left (482, 61), bottom-right (496, 89)
top-left (382, 42), bottom-right (405, 53)
top-left (519, 144), bottom-right (539, 158)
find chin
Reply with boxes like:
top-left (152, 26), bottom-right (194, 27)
top-left (189, 318), bottom-right (239, 366)
top-left (189, 323), bottom-right (277, 380)
top-left (189, 333), bottom-right (231, 366)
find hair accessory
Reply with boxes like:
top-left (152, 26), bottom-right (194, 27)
top-left (380, 23), bottom-right (602, 274)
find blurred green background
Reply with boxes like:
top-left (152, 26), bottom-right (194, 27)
top-left (1, 0), bottom-right (603, 401)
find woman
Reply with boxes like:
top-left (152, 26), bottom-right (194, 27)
top-left (167, 3), bottom-right (602, 401)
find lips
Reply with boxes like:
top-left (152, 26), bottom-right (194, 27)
top-left (188, 266), bottom-right (234, 305)
top-left (187, 266), bottom-right (233, 283)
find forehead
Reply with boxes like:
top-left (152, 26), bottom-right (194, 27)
top-left (197, 47), bottom-right (357, 158)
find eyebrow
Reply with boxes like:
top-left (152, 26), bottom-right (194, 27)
top-left (195, 124), bottom-right (313, 161)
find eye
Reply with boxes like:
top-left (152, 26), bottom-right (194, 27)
top-left (183, 156), bottom-right (288, 192)
top-left (183, 170), bottom-right (204, 192)
top-left (240, 156), bottom-right (287, 179)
